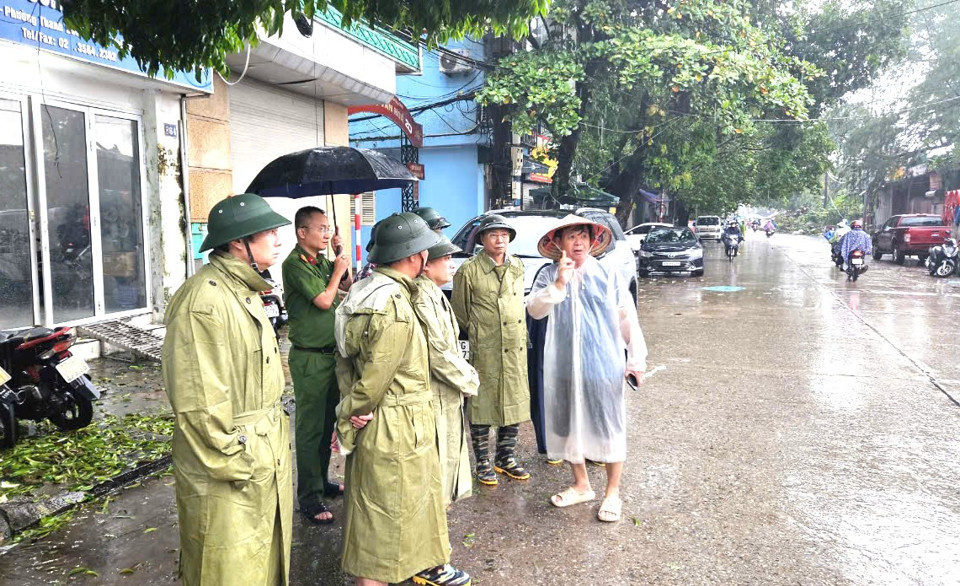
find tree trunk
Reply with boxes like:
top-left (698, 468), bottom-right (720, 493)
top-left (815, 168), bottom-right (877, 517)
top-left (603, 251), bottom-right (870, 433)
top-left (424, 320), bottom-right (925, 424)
top-left (553, 58), bottom-right (603, 198)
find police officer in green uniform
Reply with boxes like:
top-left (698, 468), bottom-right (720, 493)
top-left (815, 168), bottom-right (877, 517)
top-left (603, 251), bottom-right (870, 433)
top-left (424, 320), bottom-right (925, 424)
top-left (282, 206), bottom-right (352, 524)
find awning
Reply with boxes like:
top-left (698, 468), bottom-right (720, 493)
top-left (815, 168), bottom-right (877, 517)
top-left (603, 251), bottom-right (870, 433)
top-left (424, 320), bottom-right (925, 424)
top-left (638, 188), bottom-right (659, 205)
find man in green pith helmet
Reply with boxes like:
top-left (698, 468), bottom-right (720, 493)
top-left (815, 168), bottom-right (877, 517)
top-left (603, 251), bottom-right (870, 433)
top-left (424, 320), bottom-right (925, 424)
top-left (335, 213), bottom-right (470, 586)
top-left (413, 206), bottom-right (452, 232)
top-left (162, 193), bottom-right (293, 586)
top-left (452, 214), bottom-right (531, 486)
top-left (282, 206), bottom-right (352, 524)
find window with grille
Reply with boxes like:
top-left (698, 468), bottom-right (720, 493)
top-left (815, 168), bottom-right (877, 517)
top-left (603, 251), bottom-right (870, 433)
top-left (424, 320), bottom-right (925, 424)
top-left (351, 192), bottom-right (376, 225)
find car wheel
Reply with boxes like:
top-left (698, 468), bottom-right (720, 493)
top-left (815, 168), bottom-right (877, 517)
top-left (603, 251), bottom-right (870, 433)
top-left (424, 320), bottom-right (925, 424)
top-left (872, 248), bottom-right (882, 261)
top-left (692, 269), bottom-right (704, 277)
top-left (638, 268), bottom-right (650, 278)
top-left (893, 244), bottom-right (906, 265)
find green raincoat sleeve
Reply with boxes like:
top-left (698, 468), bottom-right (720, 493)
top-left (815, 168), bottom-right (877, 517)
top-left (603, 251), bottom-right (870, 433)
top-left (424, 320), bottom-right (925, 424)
top-left (164, 306), bottom-right (254, 481)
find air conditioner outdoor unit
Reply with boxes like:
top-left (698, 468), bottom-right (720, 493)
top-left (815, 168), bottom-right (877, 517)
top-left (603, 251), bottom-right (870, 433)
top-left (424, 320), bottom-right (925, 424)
top-left (439, 49), bottom-right (473, 74)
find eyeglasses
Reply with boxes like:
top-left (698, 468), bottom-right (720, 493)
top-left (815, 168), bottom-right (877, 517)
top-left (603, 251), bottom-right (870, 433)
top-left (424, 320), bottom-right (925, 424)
top-left (301, 225), bottom-right (331, 234)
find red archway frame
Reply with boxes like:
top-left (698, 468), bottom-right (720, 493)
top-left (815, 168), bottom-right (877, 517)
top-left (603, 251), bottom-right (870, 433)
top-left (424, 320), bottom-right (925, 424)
top-left (348, 97), bottom-right (425, 266)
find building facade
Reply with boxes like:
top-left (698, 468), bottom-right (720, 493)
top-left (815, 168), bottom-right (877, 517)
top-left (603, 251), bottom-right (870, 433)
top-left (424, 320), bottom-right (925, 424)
top-left (0, 2), bottom-right (417, 330)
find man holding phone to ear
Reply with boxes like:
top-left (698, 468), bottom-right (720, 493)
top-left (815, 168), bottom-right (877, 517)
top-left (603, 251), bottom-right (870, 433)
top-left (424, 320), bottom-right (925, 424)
top-left (525, 215), bottom-right (647, 524)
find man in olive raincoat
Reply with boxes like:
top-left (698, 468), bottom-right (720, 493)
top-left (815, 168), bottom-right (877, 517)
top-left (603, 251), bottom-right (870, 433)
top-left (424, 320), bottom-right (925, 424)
top-left (413, 236), bottom-right (477, 505)
top-left (162, 193), bottom-right (293, 586)
top-left (334, 213), bottom-right (470, 586)
top-left (452, 214), bottom-right (531, 486)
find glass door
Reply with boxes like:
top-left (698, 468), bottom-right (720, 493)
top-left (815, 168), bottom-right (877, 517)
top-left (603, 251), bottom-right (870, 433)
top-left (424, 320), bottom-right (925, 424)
top-left (38, 103), bottom-right (96, 324)
top-left (95, 114), bottom-right (146, 312)
top-left (0, 98), bottom-right (37, 330)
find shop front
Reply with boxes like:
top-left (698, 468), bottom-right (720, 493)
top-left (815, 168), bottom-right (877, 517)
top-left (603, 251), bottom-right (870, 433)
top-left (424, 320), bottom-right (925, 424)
top-left (0, 0), bottom-right (212, 330)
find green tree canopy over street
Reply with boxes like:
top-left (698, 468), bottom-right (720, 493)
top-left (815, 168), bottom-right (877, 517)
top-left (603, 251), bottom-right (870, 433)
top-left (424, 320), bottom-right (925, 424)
top-left (829, 0), bottom-right (960, 218)
top-left (477, 0), bottom-right (910, 221)
top-left (60, 0), bottom-right (548, 78)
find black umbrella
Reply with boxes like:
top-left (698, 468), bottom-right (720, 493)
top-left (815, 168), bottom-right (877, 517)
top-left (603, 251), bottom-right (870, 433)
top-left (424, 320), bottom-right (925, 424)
top-left (245, 146), bottom-right (417, 198)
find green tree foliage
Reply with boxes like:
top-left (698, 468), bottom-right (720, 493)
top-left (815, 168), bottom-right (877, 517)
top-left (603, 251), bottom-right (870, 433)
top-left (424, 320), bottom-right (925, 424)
top-left (477, 0), bottom-right (908, 220)
top-left (829, 0), bottom-right (959, 216)
top-left (60, 0), bottom-right (548, 78)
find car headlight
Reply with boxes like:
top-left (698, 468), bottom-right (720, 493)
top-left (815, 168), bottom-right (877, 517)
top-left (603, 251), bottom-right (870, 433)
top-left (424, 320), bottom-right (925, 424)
top-left (689, 248), bottom-right (703, 259)
top-left (639, 250), bottom-right (653, 258)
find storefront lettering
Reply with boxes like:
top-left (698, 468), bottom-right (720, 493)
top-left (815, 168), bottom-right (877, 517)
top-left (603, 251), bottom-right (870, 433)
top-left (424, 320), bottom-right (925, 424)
top-left (1, 0), bottom-right (212, 92)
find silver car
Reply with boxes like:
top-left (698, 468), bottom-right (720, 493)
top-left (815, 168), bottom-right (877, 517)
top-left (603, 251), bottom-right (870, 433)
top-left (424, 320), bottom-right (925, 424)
top-left (447, 208), bottom-right (639, 303)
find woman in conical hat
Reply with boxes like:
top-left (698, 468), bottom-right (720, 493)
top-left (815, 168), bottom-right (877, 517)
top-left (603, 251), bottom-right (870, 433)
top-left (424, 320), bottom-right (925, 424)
top-left (526, 214), bottom-right (647, 524)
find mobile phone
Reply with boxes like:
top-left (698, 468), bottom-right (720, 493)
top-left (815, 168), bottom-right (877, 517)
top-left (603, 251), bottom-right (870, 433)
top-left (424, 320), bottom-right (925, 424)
top-left (626, 373), bottom-right (639, 391)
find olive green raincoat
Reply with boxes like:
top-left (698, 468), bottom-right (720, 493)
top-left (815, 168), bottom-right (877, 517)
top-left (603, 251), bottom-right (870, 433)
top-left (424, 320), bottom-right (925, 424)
top-left (334, 267), bottom-right (450, 583)
top-left (162, 251), bottom-right (292, 586)
top-left (452, 251), bottom-right (530, 426)
top-left (413, 276), bottom-right (476, 505)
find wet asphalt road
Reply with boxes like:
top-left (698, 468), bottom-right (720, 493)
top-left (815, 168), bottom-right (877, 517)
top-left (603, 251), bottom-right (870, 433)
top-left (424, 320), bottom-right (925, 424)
top-left (2, 233), bottom-right (960, 585)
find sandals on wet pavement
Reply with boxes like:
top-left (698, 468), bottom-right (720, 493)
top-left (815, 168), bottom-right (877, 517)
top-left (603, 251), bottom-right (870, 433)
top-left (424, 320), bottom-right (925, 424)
top-left (300, 500), bottom-right (335, 525)
top-left (550, 487), bottom-right (596, 508)
top-left (597, 494), bottom-right (622, 522)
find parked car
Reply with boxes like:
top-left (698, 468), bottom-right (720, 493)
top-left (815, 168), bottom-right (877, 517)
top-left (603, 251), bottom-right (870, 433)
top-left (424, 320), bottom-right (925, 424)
top-left (448, 208), bottom-right (639, 302)
top-left (637, 226), bottom-right (704, 277)
top-left (871, 214), bottom-right (950, 265)
top-left (625, 222), bottom-right (673, 255)
top-left (694, 215), bottom-right (723, 241)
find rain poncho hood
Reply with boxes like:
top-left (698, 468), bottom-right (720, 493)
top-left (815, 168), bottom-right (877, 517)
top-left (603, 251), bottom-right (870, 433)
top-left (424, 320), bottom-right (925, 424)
top-left (334, 267), bottom-right (450, 583)
top-left (526, 256), bottom-right (646, 463)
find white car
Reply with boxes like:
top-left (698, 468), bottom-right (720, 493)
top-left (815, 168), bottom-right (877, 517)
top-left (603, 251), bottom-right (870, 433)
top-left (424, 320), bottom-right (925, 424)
top-left (625, 222), bottom-right (673, 255)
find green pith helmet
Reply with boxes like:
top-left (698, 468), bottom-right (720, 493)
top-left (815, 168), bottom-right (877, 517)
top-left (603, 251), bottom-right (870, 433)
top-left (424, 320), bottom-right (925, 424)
top-left (366, 221), bottom-right (380, 253)
top-left (199, 193), bottom-right (290, 252)
top-left (413, 206), bottom-right (451, 230)
top-left (477, 214), bottom-right (516, 242)
top-left (367, 212), bottom-right (443, 265)
top-left (426, 236), bottom-right (461, 261)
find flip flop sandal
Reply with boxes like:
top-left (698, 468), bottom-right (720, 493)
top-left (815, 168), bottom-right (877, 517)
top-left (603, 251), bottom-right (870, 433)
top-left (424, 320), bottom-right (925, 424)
top-left (550, 487), bottom-right (596, 508)
top-left (301, 500), bottom-right (335, 525)
top-left (597, 495), bottom-right (622, 522)
top-left (323, 481), bottom-right (344, 497)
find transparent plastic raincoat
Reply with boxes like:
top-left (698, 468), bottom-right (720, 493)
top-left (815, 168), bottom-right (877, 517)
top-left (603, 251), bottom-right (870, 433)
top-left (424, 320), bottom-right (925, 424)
top-left (526, 256), bottom-right (646, 463)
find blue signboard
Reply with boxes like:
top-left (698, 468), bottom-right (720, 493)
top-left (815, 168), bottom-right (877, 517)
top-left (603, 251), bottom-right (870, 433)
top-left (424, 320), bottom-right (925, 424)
top-left (0, 0), bottom-right (213, 93)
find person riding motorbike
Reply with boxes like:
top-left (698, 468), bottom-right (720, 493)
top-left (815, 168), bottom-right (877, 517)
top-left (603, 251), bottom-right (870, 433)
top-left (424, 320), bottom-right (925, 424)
top-left (722, 221), bottom-right (743, 258)
top-left (840, 220), bottom-right (872, 272)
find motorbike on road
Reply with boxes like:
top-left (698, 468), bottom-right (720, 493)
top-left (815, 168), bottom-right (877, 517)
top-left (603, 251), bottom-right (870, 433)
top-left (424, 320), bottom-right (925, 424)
top-left (925, 238), bottom-right (958, 277)
top-left (830, 242), bottom-right (844, 269)
top-left (0, 327), bottom-right (100, 448)
top-left (722, 232), bottom-right (741, 260)
top-left (846, 249), bottom-right (868, 281)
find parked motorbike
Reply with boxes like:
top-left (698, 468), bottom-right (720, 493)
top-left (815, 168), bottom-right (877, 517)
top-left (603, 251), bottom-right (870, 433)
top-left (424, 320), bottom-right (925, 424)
top-left (0, 327), bottom-right (99, 448)
top-left (846, 249), bottom-right (867, 281)
top-left (722, 232), bottom-right (741, 260)
top-left (925, 238), bottom-right (959, 277)
top-left (258, 269), bottom-right (288, 334)
top-left (0, 366), bottom-right (16, 449)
